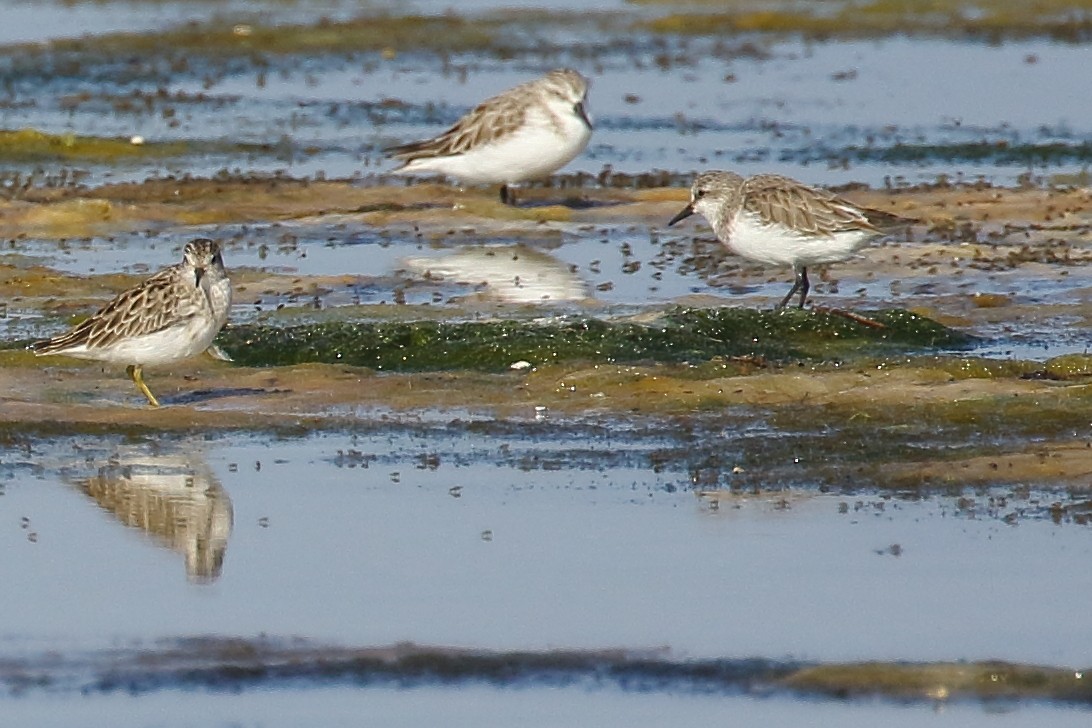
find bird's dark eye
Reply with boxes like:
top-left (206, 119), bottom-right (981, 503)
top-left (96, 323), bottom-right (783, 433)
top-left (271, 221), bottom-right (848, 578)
top-left (694, 188), bottom-right (706, 199)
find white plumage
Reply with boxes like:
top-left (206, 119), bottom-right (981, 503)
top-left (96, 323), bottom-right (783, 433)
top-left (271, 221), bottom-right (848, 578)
top-left (669, 171), bottom-right (906, 308)
top-left (388, 68), bottom-right (592, 203)
top-left (31, 238), bottom-right (232, 407)
top-left (727, 210), bottom-right (875, 269)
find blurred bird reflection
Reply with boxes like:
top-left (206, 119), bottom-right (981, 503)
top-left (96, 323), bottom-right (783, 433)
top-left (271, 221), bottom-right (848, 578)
top-left (404, 244), bottom-right (588, 303)
top-left (75, 453), bottom-right (233, 583)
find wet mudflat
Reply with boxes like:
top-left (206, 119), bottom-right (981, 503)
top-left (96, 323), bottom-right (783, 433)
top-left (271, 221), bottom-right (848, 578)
top-left (1, 0), bottom-right (1091, 725)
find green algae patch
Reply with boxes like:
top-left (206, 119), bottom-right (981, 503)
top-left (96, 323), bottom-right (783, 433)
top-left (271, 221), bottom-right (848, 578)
top-left (0, 347), bottom-right (40, 366)
top-left (0, 128), bottom-right (190, 163)
top-left (638, 0), bottom-right (1092, 42)
top-left (789, 140), bottom-right (1092, 168)
top-left (218, 318), bottom-right (714, 371)
top-left (904, 355), bottom-right (1040, 380)
top-left (39, 14), bottom-right (502, 59)
top-left (669, 308), bottom-right (973, 361)
top-left (217, 308), bottom-right (972, 372)
top-left (1043, 354), bottom-right (1092, 379)
top-left (784, 661), bottom-right (1092, 703)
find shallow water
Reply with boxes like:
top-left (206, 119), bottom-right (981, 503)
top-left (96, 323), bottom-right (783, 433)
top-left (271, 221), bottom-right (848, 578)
top-left (4, 431), bottom-right (1091, 663)
top-left (1, 5), bottom-right (1090, 187)
top-left (3, 431), bottom-right (1092, 723)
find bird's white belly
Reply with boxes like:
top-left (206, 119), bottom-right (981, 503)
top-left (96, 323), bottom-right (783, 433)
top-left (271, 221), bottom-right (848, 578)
top-left (727, 211), bottom-right (873, 268)
top-left (63, 312), bottom-right (224, 367)
top-left (401, 109), bottom-right (591, 185)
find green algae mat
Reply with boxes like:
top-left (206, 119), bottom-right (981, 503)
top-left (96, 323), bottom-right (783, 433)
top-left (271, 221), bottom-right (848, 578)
top-left (218, 307), bottom-right (972, 372)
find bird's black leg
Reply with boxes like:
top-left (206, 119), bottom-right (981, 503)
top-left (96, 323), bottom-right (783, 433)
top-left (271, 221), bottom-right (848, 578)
top-left (499, 184), bottom-right (514, 206)
top-left (777, 266), bottom-right (810, 310)
top-left (795, 267), bottom-right (810, 309)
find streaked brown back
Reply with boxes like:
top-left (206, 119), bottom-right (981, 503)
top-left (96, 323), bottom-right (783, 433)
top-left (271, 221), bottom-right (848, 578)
top-left (741, 174), bottom-right (878, 236)
top-left (32, 266), bottom-right (202, 354)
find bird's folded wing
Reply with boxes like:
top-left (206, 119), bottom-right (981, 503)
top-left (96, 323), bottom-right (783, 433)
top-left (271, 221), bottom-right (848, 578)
top-left (742, 175), bottom-right (877, 236)
top-left (388, 94), bottom-right (527, 160)
top-left (35, 269), bottom-right (200, 353)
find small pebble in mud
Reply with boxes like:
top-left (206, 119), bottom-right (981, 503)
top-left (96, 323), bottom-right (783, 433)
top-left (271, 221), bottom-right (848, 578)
top-left (21, 516), bottom-right (30, 529)
top-left (27, 532), bottom-right (38, 543)
top-left (480, 530), bottom-right (493, 541)
top-left (258, 517), bottom-right (270, 528)
top-left (449, 486), bottom-right (462, 498)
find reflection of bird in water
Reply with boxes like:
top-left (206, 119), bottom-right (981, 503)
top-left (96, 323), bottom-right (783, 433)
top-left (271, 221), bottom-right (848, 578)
top-left (76, 453), bottom-right (233, 583)
top-left (403, 244), bottom-right (588, 304)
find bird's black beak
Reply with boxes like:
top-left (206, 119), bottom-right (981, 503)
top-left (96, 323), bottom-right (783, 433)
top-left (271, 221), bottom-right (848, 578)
top-left (574, 101), bottom-right (592, 129)
top-left (668, 203), bottom-right (695, 227)
top-left (194, 267), bottom-right (206, 288)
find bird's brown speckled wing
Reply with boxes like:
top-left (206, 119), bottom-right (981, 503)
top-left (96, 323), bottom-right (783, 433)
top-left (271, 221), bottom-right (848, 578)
top-left (388, 89), bottom-right (529, 161)
top-left (741, 174), bottom-right (878, 236)
top-left (33, 265), bottom-right (204, 354)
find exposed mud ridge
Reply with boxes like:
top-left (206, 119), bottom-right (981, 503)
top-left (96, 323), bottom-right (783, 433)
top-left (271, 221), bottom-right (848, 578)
top-left (1, 179), bottom-right (1089, 490)
top-left (2, 394), bottom-right (1091, 500)
top-left (1, 638), bottom-right (1089, 706)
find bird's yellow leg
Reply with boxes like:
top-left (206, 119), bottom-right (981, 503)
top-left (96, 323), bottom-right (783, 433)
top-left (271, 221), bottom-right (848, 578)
top-left (126, 364), bottom-right (161, 408)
